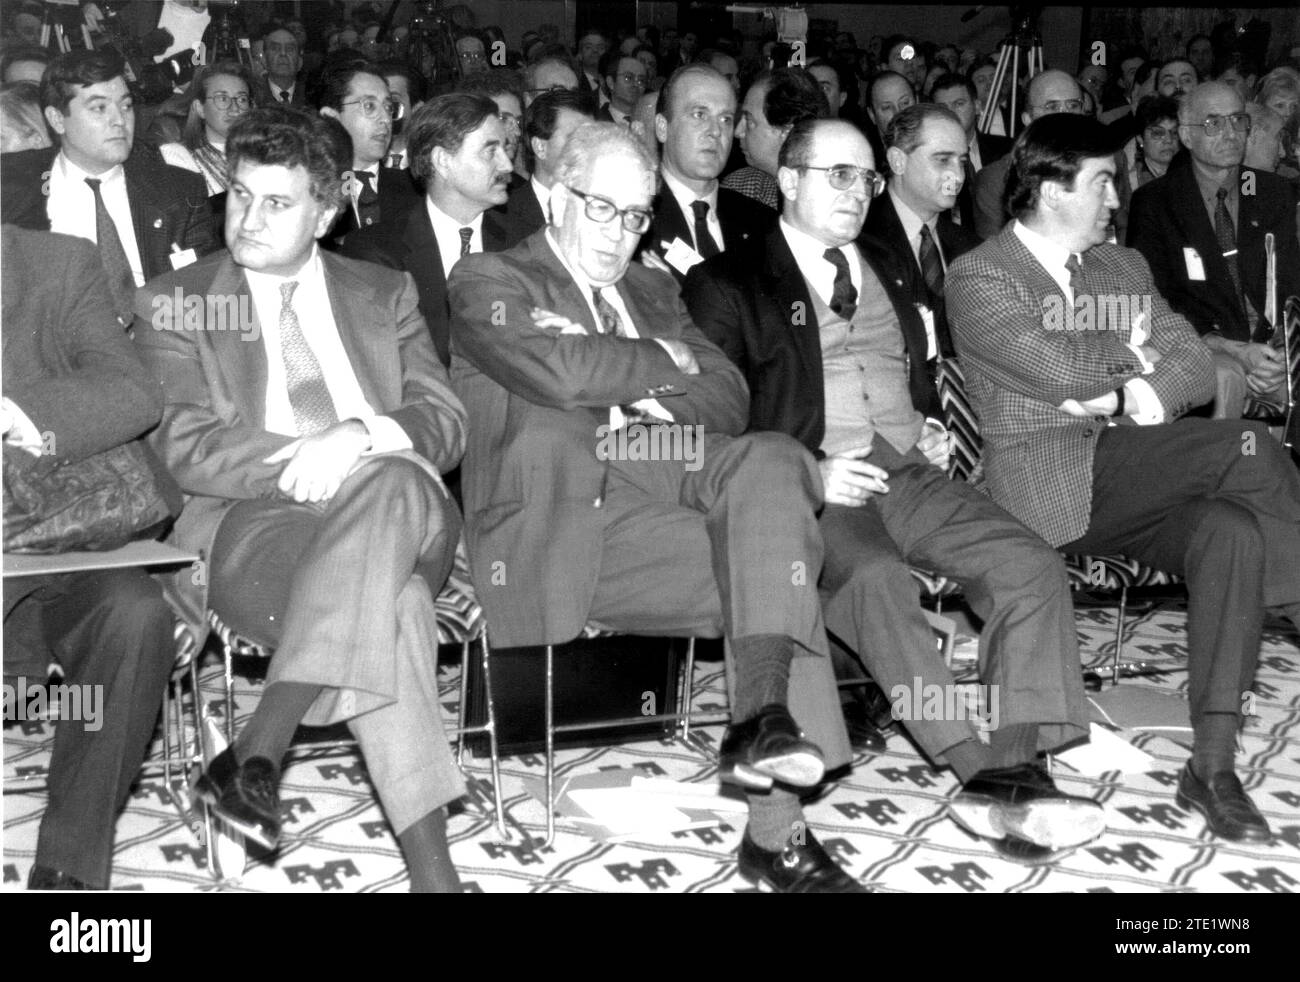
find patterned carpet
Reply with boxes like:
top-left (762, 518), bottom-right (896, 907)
top-left (5, 600), bottom-right (1300, 893)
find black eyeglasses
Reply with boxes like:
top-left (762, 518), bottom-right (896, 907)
top-left (206, 93), bottom-right (250, 111)
top-left (799, 164), bottom-right (886, 197)
top-left (565, 186), bottom-right (653, 233)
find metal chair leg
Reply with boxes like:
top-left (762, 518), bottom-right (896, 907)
top-left (680, 637), bottom-right (697, 742)
top-left (222, 640), bottom-right (235, 748)
top-left (456, 639), bottom-right (471, 767)
top-left (477, 628), bottom-right (508, 840)
top-left (544, 642), bottom-right (557, 848)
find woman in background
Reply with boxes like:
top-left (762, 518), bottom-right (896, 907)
top-left (160, 60), bottom-right (254, 194)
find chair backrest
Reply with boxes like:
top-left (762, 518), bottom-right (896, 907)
top-left (935, 354), bottom-right (984, 483)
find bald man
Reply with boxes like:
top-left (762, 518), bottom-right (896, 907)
top-left (1128, 81), bottom-right (1300, 416)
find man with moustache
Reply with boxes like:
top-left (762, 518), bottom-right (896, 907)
top-left (343, 93), bottom-right (513, 367)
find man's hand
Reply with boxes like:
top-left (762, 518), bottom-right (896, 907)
top-left (640, 249), bottom-right (674, 276)
top-left (263, 420), bottom-right (371, 504)
top-left (819, 443), bottom-right (889, 507)
top-left (530, 307), bottom-right (588, 334)
top-left (1138, 344), bottom-right (1163, 366)
top-left (917, 419), bottom-right (952, 469)
top-left (656, 337), bottom-right (701, 375)
top-left (1059, 390), bottom-right (1120, 417)
top-left (1240, 342), bottom-right (1286, 395)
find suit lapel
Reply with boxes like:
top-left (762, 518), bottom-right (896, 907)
top-left (1169, 156), bottom-right (1234, 291)
top-left (652, 189), bottom-right (691, 251)
top-left (206, 256), bottom-right (268, 427)
top-left (322, 252), bottom-right (388, 409)
top-left (764, 229), bottom-right (823, 394)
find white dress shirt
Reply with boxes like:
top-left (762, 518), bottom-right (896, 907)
top-left (46, 152), bottom-right (147, 287)
top-left (427, 199), bottom-right (484, 279)
top-left (661, 168), bottom-right (725, 254)
top-left (780, 218), bottom-right (861, 309)
top-left (244, 246), bottom-right (411, 451)
top-left (530, 175), bottom-right (553, 226)
top-left (268, 79), bottom-right (297, 103)
top-left (1012, 220), bottom-right (1162, 424)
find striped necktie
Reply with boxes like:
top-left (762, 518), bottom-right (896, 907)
top-left (918, 224), bottom-right (944, 305)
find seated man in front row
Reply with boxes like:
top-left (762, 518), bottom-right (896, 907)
top-left (135, 107), bottom-right (469, 892)
top-left (449, 122), bottom-right (861, 893)
top-left (684, 118), bottom-right (1103, 866)
top-left (949, 114), bottom-right (1300, 844)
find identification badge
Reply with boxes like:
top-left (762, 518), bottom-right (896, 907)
top-left (916, 304), bottom-right (938, 361)
top-left (169, 248), bottom-right (197, 270)
top-left (1183, 247), bottom-right (1206, 281)
top-left (663, 237), bottom-right (704, 275)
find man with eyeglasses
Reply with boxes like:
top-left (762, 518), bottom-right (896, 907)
top-left (450, 121), bottom-right (862, 892)
top-left (521, 55), bottom-right (579, 109)
top-left (455, 32), bottom-right (488, 79)
top-left (254, 26), bottom-right (305, 107)
top-left (1128, 81), bottom-right (1299, 418)
top-left (1, 48), bottom-right (216, 327)
top-left (597, 51), bottom-right (646, 127)
top-left (457, 69), bottom-right (528, 188)
top-left (319, 62), bottom-right (419, 248)
top-left (949, 113), bottom-right (1300, 846)
top-left (685, 117), bottom-right (1100, 868)
top-left (645, 65), bottom-right (777, 284)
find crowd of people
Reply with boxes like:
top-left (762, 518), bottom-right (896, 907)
top-left (3, 3), bottom-right (1300, 894)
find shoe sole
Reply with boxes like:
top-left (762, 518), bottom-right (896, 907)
top-left (194, 776), bottom-right (281, 852)
top-left (992, 840), bottom-right (1077, 867)
top-left (722, 750), bottom-right (826, 791)
top-left (950, 796), bottom-right (1105, 849)
top-left (1174, 788), bottom-right (1273, 843)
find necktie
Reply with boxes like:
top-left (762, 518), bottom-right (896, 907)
top-left (458, 227), bottom-right (473, 258)
top-left (824, 247), bottom-right (857, 321)
top-left (690, 200), bottom-right (720, 259)
top-left (1215, 186), bottom-right (1244, 311)
top-left (1065, 254), bottom-right (1084, 298)
top-left (956, 158), bottom-right (977, 228)
top-left (387, 153), bottom-right (403, 169)
top-left (279, 281), bottom-right (338, 436)
top-left (918, 224), bottom-right (945, 304)
top-left (355, 171), bottom-right (380, 228)
top-left (84, 177), bottom-right (136, 326)
top-left (592, 287), bottom-right (652, 425)
top-left (279, 88), bottom-right (292, 102)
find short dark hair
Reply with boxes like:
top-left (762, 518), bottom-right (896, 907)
top-left (1134, 94), bottom-right (1179, 132)
top-left (1006, 114), bottom-right (1120, 220)
top-left (522, 88), bottom-right (594, 169)
top-left (226, 106), bottom-right (346, 208)
top-left (763, 67), bottom-right (829, 128)
top-left (886, 103), bottom-right (962, 153)
top-left (317, 59), bottom-right (383, 112)
top-left (406, 92), bottom-right (500, 183)
top-left (930, 71), bottom-right (976, 104)
top-left (40, 48), bottom-right (126, 113)
top-left (377, 60), bottom-right (426, 105)
top-left (456, 67), bottom-right (522, 104)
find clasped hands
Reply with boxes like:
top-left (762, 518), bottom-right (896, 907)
top-left (263, 419), bottom-right (371, 504)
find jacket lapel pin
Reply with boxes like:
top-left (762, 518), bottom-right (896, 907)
top-left (152, 218), bottom-right (163, 228)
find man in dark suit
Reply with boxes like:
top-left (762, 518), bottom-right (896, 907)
top-left (949, 114), bottom-right (1300, 845)
top-left (342, 93), bottom-right (513, 367)
top-left (3, 226), bottom-right (177, 890)
top-left (495, 89), bottom-right (595, 248)
top-left (449, 121), bottom-right (862, 892)
top-left (0, 49), bottom-right (216, 326)
top-left (931, 73), bottom-right (1013, 234)
top-left (252, 26), bottom-right (307, 107)
top-left (134, 108), bottom-right (469, 893)
top-left (319, 61), bottom-right (420, 247)
top-left (1128, 81), bottom-right (1299, 417)
top-left (596, 49), bottom-right (646, 127)
top-left (685, 118), bottom-right (1101, 867)
top-left (863, 104), bottom-right (981, 362)
top-left (644, 65), bottom-right (777, 284)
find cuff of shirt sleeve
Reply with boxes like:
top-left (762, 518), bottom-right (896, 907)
top-left (1123, 378), bottom-right (1165, 425)
top-left (629, 398), bottom-right (674, 422)
top-left (2, 398), bottom-right (45, 455)
top-left (359, 415), bottom-right (413, 455)
top-left (1126, 342), bottom-right (1155, 375)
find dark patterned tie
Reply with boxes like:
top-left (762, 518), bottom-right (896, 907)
top-left (84, 177), bottom-right (136, 325)
top-left (458, 227), bottom-right (473, 258)
top-left (1065, 254), bottom-right (1085, 298)
top-left (824, 247), bottom-right (857, 321)
top-left (355, 171), bottom-right (380, 228)
top-left (591, 287), bottom-right (651, 425)
top-left (690, 200), bottom-right (720, 259)
top-left (956, 157), bottom-right (977, 228)
top-left (279, 88), bottom-right (292, 102)
top-left (1215, 187), bottom-right (1244, 312)
top-left (387, 153), bottom-right (403, 169)
top-left (279, 281), bottom-right (338, 436)
top-left (918, 224), bottom-right (945, 304)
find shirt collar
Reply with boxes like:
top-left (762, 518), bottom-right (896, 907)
top-left (1013, 219), bottom-right (1079, 282)
top-left (242, 244), bottom-right (323, 290)
top-left (530, 176), bottom-right (552, 223)
top-left (544, 227), bottom-right (619, 296)
top-left (426, 198), bottom-right (483, 238)
top-left (889, 187), bottom-right (937, 246)
top-left (780, 217), bottom-right (853, 280)
top-left (57, 150), bottom-right (125, 186)
top-left (662, 167), bottom-right (719, 223)
top-left (1192, 161), bottom-right (1239, 205)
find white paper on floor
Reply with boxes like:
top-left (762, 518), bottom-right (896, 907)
top-left (1054, 722), bottom-right (1155, 776)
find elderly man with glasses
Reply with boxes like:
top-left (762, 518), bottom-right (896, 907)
top-left (449, 121), bottom-right (864, 892)
top-left (1128, 80), bottom-right (1300, 418)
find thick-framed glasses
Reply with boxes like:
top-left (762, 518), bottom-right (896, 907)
top-left (615, 72), bottom-right (648, 88)
top-left (206, 92), bottom-right (250, 111)
top-left (1034, 99), bottom-right (1084, 114)
top-left (1142, 125), bottom-right (1178, 144)
top-left (800, 164), bottom-right (886, 197)
top-left (1186, 112), bottom-right (1251, 137)
top-left (459, 49), bottom-right (485, 63)
top-left (565, 186), bottom-right (653, 233)
top-left (340, 97), bottom-right (404, 121)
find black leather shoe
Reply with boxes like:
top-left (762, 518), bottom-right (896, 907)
top-left (719, 703), bottom-right (825, 790)
top-left (1175, 763), bottom-right (1272, 843)
top-left (194, 746), bottom-right (282, 850)
top-left (989, 835), bottom-right (1074, 867)
top-left (842, 697), bottom-right (888, 754)
top-left (949, 761), bottom-right (1105, 849)
top-left (737, 829), bottom-right (868, 892)
top-left (28, 865), bottom-right (95, 890)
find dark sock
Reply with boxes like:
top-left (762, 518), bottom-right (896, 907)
top-left (988, 723), bottom-right (1038, 769)
top-left (943, 738), bottom-right (994, 784)
top-left (1192, 712), bottom-right (1239, 778)
top-left (732, 634), bottom-right (794, 719)
top-left (746, 788), bottom-right (805, 850)
top-left (398, 807), bottom-right (461, 893)
top-left (234, 680), bottom-right (323, 767)
top-left (1272, 602), bottom-right (1300, 636)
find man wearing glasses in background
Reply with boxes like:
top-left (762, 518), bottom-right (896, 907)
top-left (521, 55), bottom-right (579, 109)
top-left (596, 50), bottom-right (646, 127)
top-left (684, 118), bottom-right (1101, 867)
top-left (449, 121), bottom-right (865, 892)
top-left (320, 62), bottom-right (418, 247)
top-left (1128, 81), bottom-right (1300, 418)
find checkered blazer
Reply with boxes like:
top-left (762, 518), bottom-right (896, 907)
top-left (947, 223), bottom-right (1216, 546)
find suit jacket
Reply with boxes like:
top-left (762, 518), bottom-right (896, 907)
top-left (946, 224), bottom-right (1216, 546)
top-left (252, 75), bottom-right (308, 108)
top-left (342, 200), bottom-right (511, 366)
top-left (492, 178), bottom-right (548, 249)
top-left (447, 229), bottom-right (750, 647)
top-left (860, 191), bottom-right (981, 357)
top-left (975, 130), bottom-right (1013, 168)
top-left (1127, 152), bottom-right (1300, 343)
top-left (325, 165), bottom-right (421, 249)
top-left (682, 225), bottom-right (940, 457)
top-left (132, 248), bottom-right (466, 643)
top-left (0, 144), bottom-right (218, 283)
top-left (643, 183), bottom-right (777, 285)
